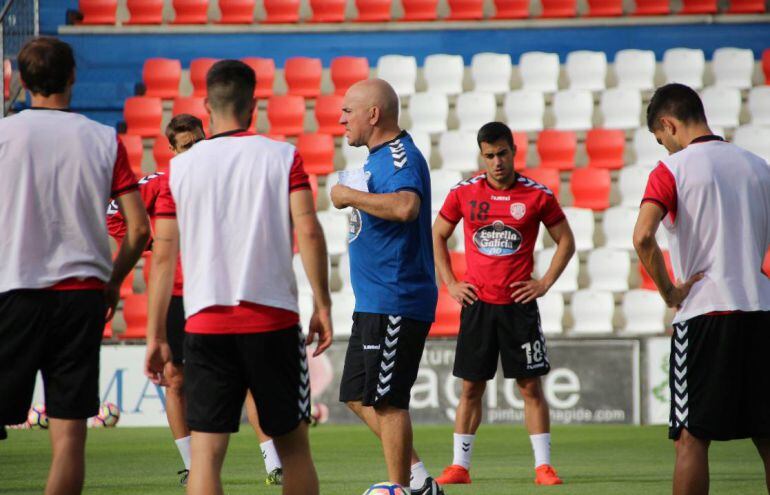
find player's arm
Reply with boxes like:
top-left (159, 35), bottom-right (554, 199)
top-left (433, 216), bottom-right (478, 306)
top-left (330, 185), bottom-right (420, 223)
top-left (510, 219), bottom-right (575, 303)
top-left (291, 188), bottom-right (333, 356)
top-left (633, 202), bottom-right (703, 309)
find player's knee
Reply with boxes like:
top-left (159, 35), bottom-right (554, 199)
top-left (460, 381), bottom-right (486, 402)
top-left (517, 378), bottom-right (544, 402)
top-left (675, 428), bottom-right (708, 452)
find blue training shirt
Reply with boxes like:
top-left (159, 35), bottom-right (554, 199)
top-left (348, 131), bottom-right (438, 322)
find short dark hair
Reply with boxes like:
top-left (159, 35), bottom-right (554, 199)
top-left (206, 60), bottom-right (256, 123)
top-left (18, 37), bottom-right (75, 97)
top-left (477, 121), bottom-right (515, 151)
top-left (165, 114), bottom-right (204, 147)
top-left (646, 83), bottom-right (707, 132)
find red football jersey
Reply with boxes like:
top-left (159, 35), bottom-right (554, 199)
top-left (439, 173), bottom-right (566, 304)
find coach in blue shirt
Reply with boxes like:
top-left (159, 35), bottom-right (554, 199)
top-left (331, 78), bottom-right (442, 495)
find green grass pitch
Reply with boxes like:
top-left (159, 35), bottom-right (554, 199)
top-left (1, 425), bottom-right (765, 494)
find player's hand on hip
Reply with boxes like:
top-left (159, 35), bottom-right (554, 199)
top-left (510, 278), bottom-right (548, 304)
top-left (144, 340), bottom-right (172, 386)
top-left (103, 281), bottom-right (121, 322)
top-left (307, 306), bottom-right (333, 357)
top-left (330, 184), bottom-right (352, 209)
top-left (448, 281), bottom-right (478, 306)
top-left (664, 272), bottom-right (705, 309)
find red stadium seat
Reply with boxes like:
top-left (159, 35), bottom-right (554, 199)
top-left (119, 134), bottom-right (144, 175)
top-left (143, 58), bottom-right (182, 99)
top-left (123, 96), bottom-right (163, 137)
top-left (173, 0), bottom-right (209, 23)
top-left (263, 0), bottom-right (300, 23)
top-left (190, 58), bottom-right (219, 97)
top-left (103, 321), bottom-right (113, 339)
top-left (120, 294), bottom-right (148, 340)
top-left (763, 49), bottom-right (770, 84)
top-left (401, 0), bottom-right (438, 20)
top-left (126, 0), bottom-right (164, 23)
top-left (310, 0), bottom-right (346, 21)
top-left (2, 60), bottom-right (9, 100)
top-left (331, 56), bottom-right (370, 95)
top-left (172, 96), bottom-right (210, 134)
top-left (586, 129), bottom-right (625, 170)
top-left (259, 133), bottom-right (287, 141)
top-left (727, 0), bottom-right (765, 12)
top-left (285, 57), bottom-right (323, 98)
top-left (448, 0), bottom-right (484, 19)
top-left (218, 0), bottom-right (255, 22)
top-left (679, 0), bottom-right (716, 13)
top-left (315, 94), bottom-right (345, 135)
top-left (540, 0), bottom-right (576, 17)
top-left (355, 0), bottom-right (392, 21)
top-left (241, 57), bottom-right (275, 98)
top-left (297, 133), bottom-right (335, 175)
top-left (587, 0), bottom-right (623, 15)
top-left (570, 167), bottom-right (611, 211)
top-left (152, 137), bottom-right (175, 173)
top-left (119, 270), bottom-right (135, 299)
top-left (537, 130), bottom-right (577, 170)
top-left (633, 0), bottom-right (670, 14)
top-left (430, 290), bottom-right (461, 337)
top-left (267, 95), bottom-right (306, 135)
top-left (493, 0), bottom-right (529, 18)
top-left (79, 0), bottom-right (118, 24)
top-left (523, 168), bottom-right (560, 198)
top-left (763, 248), bottom-right (770, 278)
top-left (513, 132), bottom-right (528, 171)
top-left (640, 250), bottom-right (673, 290)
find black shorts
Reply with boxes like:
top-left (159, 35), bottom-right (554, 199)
top-left (669, 311), bottom-right (770, 441)
top-left (339, 313), bottom-right (430, 410)
top-left (184, 325), bottom-right (310, 437)
top-left (0, 289), bottom-right (105, 424)
top-left (453, 300), bottom-right (550, 381)
top-left (166, 296), bottom-right (186, 366)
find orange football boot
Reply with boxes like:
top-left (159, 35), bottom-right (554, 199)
top-left (534, 464), bottom-right (563, 485)
top-left (435, 465), bottom-right (471, 484)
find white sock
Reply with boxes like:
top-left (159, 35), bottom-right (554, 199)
top-left (452, 433), bottom-right (475, 470)
top-left (410, 461), bottom-right (430, 490)
top-left (529, 433), bottom-right (551, 468)
top-left (260, 440), bottom-right (282, 473)
top-left (175, 436), bottom-right (192, 470)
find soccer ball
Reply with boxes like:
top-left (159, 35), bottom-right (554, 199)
top-left (94, 402), bottom-right (120, 427)
top-left (309, 402), bottom-right (329, 427)
top-left (27, 404), bottom-right (49, 429)
top-left (362, 482), bottom-right (409, 495)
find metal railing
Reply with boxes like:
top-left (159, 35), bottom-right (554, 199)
top-left (1, 0), bottom-right (38, 116)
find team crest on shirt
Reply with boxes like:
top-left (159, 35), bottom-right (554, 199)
top-left (473, 221), bottom-right (522, 256)
top-left (348, 208), bottom-right (362, 243)
top-left (510, 203), bottom-right (526, 220)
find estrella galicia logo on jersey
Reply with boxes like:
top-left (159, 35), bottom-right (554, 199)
top-left (510, 202), bottom-right (526, 220)
top-left (348, 208), bottom-right (362, 243)
top-left (473, 221), bottom-right (522, 256)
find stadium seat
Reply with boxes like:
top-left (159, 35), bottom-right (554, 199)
top-left (563, 207), bottom-right (595, 251)
top-left (566, 51), bottom-right (607, 91)
top-left (586, 0), bottom-right (623, 15)
top-left (241, 57), bottom-right (275, 98)
top-left (172, 0), bottom-right (208, 23)
top-left (409, 92), bottom-right (449, 134)
top-left (639, 250), bottom-right (673, 290)
top-left (633, 0), bottom-right (670, 14)
top-left (519, 52), bottom-right (560, 93)
top-left (701, 86), bottom-right (741, 128)
top-left (613, 49), bottom-right (656, 90)
top-left (663, 48), bottom-right (705, 89)
top-left (537, 130), bottom-right (577, 170)
top-left (218, 0), bottom-right (255, 22)
top-left (430, 170), bottom-right (464, 210)
top-left (310, 0), bottom-right (346, 21)
top-left (536, 247), bottom-right (578, 292)
top-left (540, 0), bottom-right (577, 17)
top-left (126, 0), bottom-right (164, 23)
top-left (619, 165), bottom-right (652, 208)
top-left (456, 92), bottom-right (497, 132)
top-left (679, 0), bottom-right (716, 14)
top-left (764, 49), bottom-right (770, 84)
top-left (763, 248), bottom-right (770, 277)
top-left (470, 53), bottom-right (512, 93)
top-left (317, 210), bottom-right (349, 255)
top-left (571, 290), bottom-right (614, 334)
top-left (342, 140), bottom-right (369, 169)
top-left (600, 88), bottom-right (642, 129)
top-left (512, 132), bottom-right (529, 171)
top-left (315, 94), bottom-right (345, 135)
top-left (733, 125), bottom-right (770, 163)
top-left (297, 133), bottom-right (335, 175)
top-left (267, 95), bottom-right (305, 135)
top-left (503, 90), bottom-right (545, 132)
top-left (331, 293), bottom-right (356, 336)
top-left (586, 129), bottom-right (625, 170)
top-left (284, 57), bottom-right (322, 98)
top-left (523, 168), bottom-right (560, 197)
top-left (376, 55), bottom-right (417, 97)
top-left (439, 131), bottom-right (479, 172)
top-left (493, 0), bottom-right (530, 17)
top-left (401, 0), bottom-right (439, 19)
top-left (152, 137), bottom-right (174, 173)
top-left (263, 0), bottom-right (300, 22)
top-left (119, 134), bottom-right (144, 175)
top-left (749, 87), bottom-right (770, 126)
top-left (632, 128), bottom-right (668, 167)
top-left (727, 0), bottom-right (765, 12)
top-left (337, 252), bottom-right (353, 292)
top-left (424, 54), bottom-right (465, 96)
top-left (355, 0), bottom-right (392, 21)
top-left (142, 58), bottom-right (181, 99)
top-left (293, 254), bottom-right (332, 294)
top-left (79, 0), bottom-right (118, 24)
top-left (432, 290), bottom-right (461, 336)
top-left (571, 168), bottom-right (611, 210)
top-left (622, 289), bottom-right (666, 334)
top-left (2, 60), bottom-right (9, 100)
top-left (120, 294), bottom-right (148, 339)
top-left (712, 47), bottom-right (755, 90)
top-left (410, 131), bottom-right (433, 163)
top-left (538, 292), bottom-right (564, 334)
top-left (602, 206), bottom-right (637, 250)
top-left (331, 57), bottom-right (370, 95)
top-left (190, 58), bottom-right (218, 97)
top-left (123, 96), bottom-right (162, 137)
top-left (172, 97), bottom-right (210, 134)
top-left (587, 248), bottom-right (630, 291)
top-left (553, 89), bottom-right (594, 131)
top-left (448, 0), bottom-right (484, 19)
top-left (103, 321), bottom-right (113, 339)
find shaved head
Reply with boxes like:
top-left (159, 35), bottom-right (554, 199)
top-left (340, 78), bottom-right (401, 149)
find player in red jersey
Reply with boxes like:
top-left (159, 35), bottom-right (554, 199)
top-left (433, 122), bottom-right (575, 486)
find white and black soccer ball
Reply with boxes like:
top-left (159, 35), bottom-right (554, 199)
top-left (362, 482), bottom-right (409, 495)
top-left (27, 404), bottom-right (49, 429)
top-left (94, 402), bottom-right (120, 428)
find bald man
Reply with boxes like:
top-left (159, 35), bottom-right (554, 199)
top-left (331, 79), bottom-right (442, 495)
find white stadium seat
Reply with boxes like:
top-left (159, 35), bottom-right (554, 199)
top-left (409, 92), bottom-right (449, 133)
top-left (439, 131), bottom-right (480, 172)
top-left (563, 207), bottom-right (594, 251)
top-left (613, 49), bottom-right (656, 90)
top-left (503, 90), bottom-right (545, 132)
top-left (571, 289), bottom-right (614, 334)
top-left (553, 89), bottom-right (594, 131)
top-left (519, 51), bottom-right (560, 93)
top-left (712, 47), bottom-right (755, 90)
top-left (316, 210), bottom-right (349, 256)
top-left (587, 248), bottom-right (631, 292)
top-left (619, 165), bottom-right (653, 207)
top-left (337, 252), bottom-right (353, 293)
top-left (471, 52), bottom-right (512, 93)
top-left (331, 291), bottom-right (356, 336)
top-left (632, 128), bottom-right (669, 167)
top-left (733, 125), bottom-right (770, 163)
top-left (430, 170), bottom-right (463, 210)
top-left (602, 206), bottom-right (637, 250)
top-left (409, 131), bottom-right (433, 163)
top-left (566, 50), bottom-right (607, 91)
top-left (701, 86), bottom-right (741, 128)
top-left (293, 253), bottom-right (333, 295)
top-left (424, 54), bottom-right (465, 96)
top-left (537, 292), bottom-right (564, 335)
top-left (600, 88), bottom-right (642, 130)
top-left (621, 289), bottom-right (666, 335)
top-left (663, 48), bottom-right (705, 89)
top-left (536, 247), bottom-right (579, 293)
top-left (749, 87), bottom-right (770, 126)
top-left (456, 91), bottom-right (498, 132)
top-left (342, 139), bottom-right (369, 169)
top-left (376, 55), bottom-right (417, 97)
